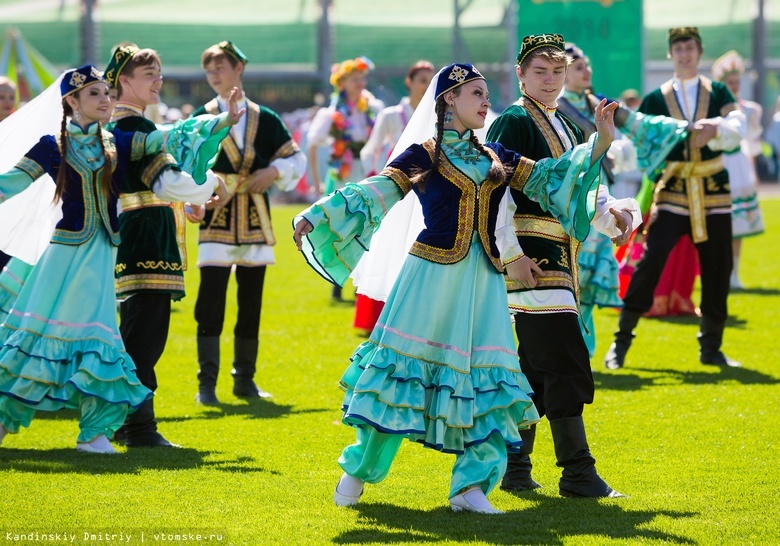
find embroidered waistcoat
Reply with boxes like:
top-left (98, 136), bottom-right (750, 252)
top-left (486, 101), bottom-right (584, 294)
top-left (16, 132), bottom-right (141, 246)
top-left (193, 99), bottom-right (300, 246)
top-left (379, 137), bottom-right (535, 271)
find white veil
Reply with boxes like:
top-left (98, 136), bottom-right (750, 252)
top-left (0, 73), bottom-right (66, 264)
top-left (349, 66), bottom-right (510, 301)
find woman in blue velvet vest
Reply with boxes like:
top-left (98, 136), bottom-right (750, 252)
top-left (0, 65), bottom-right (236, 454)
top-left (293, 63), bottom-right (617, 514)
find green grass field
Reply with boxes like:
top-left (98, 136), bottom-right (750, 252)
top-left (1, 196), bottom-right (779, 545)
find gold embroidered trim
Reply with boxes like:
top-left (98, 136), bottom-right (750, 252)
top-left (115, 274), bottom-right (184, 295)
top-left (408, 139), bottom-right (474, 265)
top-left (16, 157), bottom-right (45, 180)
top-left (659, 76), bottom-right (716, 242)
top-left (513, 215), bottom-right (569, 242)
top-left (51, 144), bottom-right (119, 246)
top-left (203, 99), bottom-right (274, 246)
top-left (269, 139), bottom-right (301, 162)
top-left (656, 190), bottom-right (731, 208)
top-left (119, 190), bottom-right (170, 211)
top-left (507, 158), bottom-right (534, 191)
top-left (380, 166), bottom-right (412, 195)
top-left (506, 269), bottom-right (574, 292)
top-left (134, 260), bottom-right (186, 271)
top-left (476, 146), bottom-right (505, 271)
top-left (141, 153), bottom-right (178, 189)
top-left (519, 97), bottom-right (575, 158)
top-left (130, 132), bottom-right (147, 161)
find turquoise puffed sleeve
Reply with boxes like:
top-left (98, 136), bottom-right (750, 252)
top-left (523, 134), bottom-right (603, 242)
top-left (0, 168), bottom-right (36, 203)
top-left (294, 177), bottom-right (405, 286)
top-left (143, 114), bottom-right (231, 184)
top-left (616, 110), bottom-right (689, 181)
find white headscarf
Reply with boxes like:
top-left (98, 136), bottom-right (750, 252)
top-left (349, 66), bottom-right (511, 301)
top-left (0, 73), bottom-right (67, 264)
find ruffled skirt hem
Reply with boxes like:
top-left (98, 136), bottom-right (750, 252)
top-left (340, 342), bottom-right (540, 455)
top-left (0, 330), bottom-right (152, 411)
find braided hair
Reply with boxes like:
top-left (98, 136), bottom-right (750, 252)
top-left (409, 96), bottom-right (446, 192)
top-left (412, 88), bottom-right (506, 190)
top-left (55, 94), bottom-right (116, 203)
top-left (469, 131), bottom-right (506, 185)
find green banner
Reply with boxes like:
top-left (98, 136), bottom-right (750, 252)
top-left (517, 0), bottom-right (643, 100)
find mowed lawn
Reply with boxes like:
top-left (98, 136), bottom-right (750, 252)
top-left (1, 196), bottom-right (778, 546)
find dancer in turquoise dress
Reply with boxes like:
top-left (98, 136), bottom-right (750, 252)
top-left (294, 64), bottom-right (618, 514)
top-left (0, 65), bottom-right (240, 454)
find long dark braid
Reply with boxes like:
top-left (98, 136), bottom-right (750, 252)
top-left (53, 104), bottom-right (70, 203)
top-left (469, 131), bottom-right (506, 185)
top-left (95, 122), bottom-right (116, 198)
top-left (410, 96), bottom-right (447, 192)
top-left (55, 94), bottom-right (116, 203)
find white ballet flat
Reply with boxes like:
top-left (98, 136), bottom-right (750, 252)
top-left (76, 435), bottom-right (118, 454)
top-left (449, 490), bottom-right (504, 515)
top-left (333, 475), bottom-right (363, 507)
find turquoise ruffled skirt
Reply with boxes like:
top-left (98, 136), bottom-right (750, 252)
top-left (577, 229), bottom-right (622, 356)
top-left (0, 258), bottom-right (33, 325)
top-left (0, 230), bottom-right (151, 413)
top-left (578, 229), bottom-right (622, 309)
top-left (340, 234), bottom-right (540, 455)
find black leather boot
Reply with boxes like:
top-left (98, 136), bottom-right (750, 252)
top-left (550, 416), bottom-right (625, 498)
top-left (501, 425), bottom-right (541, 491)
top-left (232, 337), bottom-right (271, 398)
top-left (332, 284), bottom-right (343, 302)
top-left (196, 336), bottom-right (220, 405)
top-left (604, 309), bottom-right (642, 370)
top-left (698, 316), bottom-right (740, 367)
top-left (124, 399), bottom-right (179, 448)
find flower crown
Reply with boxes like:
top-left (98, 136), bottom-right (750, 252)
top-left (330, 57), bottom-right (374, 88)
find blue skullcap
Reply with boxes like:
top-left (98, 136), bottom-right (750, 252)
top-left (435, 63), bottom-right (485, 100)
top-left (61, 65), bottom-right (105, 98)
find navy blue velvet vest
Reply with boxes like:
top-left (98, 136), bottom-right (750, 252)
top-left (379, 138), bottom-right (534, 271)
top-left (15, 131), bottom-right (139, 246)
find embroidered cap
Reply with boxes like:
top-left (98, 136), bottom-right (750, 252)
top-left (668, 27), bottom-right (702, 46)
top-left (435, 63), bottom-right (485, 99)
top-left (104, 44), bottom-right (140, 88)
top-left (61, 65), bottom-right (105, 98)
top-left (517, 33), bottom-right (565, 65)
top-left (218, 40), bottom-right (248, 65)
top-left (711, 50), bottom-right (745, 82)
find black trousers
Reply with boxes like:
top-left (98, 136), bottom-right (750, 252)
top-left (0, 250), bottom-right (10, 270)
top-left (195, 265), bottom-right (266, 339)
top-left (514, 312), bottom-right (594, 420)
top-left (623, 211), bottom-right (732, 323)
top-left (119, 292), bottom-right (172, 392)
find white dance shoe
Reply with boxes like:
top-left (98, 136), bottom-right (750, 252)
top-left (449, 487), bottom-right (504, 515)
top-left (76, 434), bottom-right (118, 454)
top-left (333, 473), bottom-right (364, 506)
